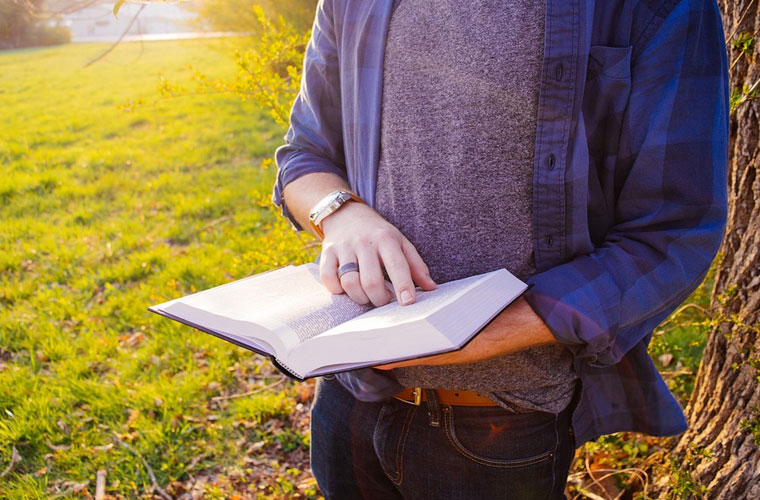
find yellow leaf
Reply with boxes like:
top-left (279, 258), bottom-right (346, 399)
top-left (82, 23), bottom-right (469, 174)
top-left (113, 0), bottom-right (126, 17)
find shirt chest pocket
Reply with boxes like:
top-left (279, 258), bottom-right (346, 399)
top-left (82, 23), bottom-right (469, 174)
top-left (583, 45), bottom-right (633, 244)
top-left (583, 45), bottom-right (633, 152)
top-left (587, 45), bottom-right (632, 79)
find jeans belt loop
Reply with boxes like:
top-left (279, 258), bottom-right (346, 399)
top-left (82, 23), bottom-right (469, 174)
top-left (425, 388), bottom-right (441, 427)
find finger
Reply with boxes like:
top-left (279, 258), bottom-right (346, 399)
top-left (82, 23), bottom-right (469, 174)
top-left (319, 246), bottom-right (343, 295)
top-left (377, 239), bottom-right (416, 305)
top-left (356, 245), bottom-right (392, 306)
top-left (337, 250), bottom-right (370, 305)
top-left (401, 239), bottom-right (437, 290)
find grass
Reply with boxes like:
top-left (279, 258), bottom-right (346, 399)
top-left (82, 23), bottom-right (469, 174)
top-left (0, 39), bottom-right (319, 499)
top-left (0, 38), bottom-right (717, 500)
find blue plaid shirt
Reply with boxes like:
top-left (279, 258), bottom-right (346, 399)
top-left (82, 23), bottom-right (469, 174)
top-left (273, 0), bottom-right (729, 445)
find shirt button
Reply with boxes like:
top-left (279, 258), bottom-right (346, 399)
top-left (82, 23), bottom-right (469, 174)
top-left (547, 153), bottom-right (556, 170)
top-left (546, 236), bottom-right (554, 247)
top-left (555, 63), bottom-right (563, 81)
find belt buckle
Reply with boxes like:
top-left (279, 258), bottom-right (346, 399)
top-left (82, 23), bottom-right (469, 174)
top-left (412, 387), bottom-right (422, 406)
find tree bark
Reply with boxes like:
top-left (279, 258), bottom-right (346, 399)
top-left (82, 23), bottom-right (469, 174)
top-left (659, 1), bottom-right (760, 498)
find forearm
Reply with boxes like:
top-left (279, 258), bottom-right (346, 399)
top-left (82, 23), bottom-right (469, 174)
top-left (440, 297), bottom-right (557, 363)
top-left (474, 297), bottom-right (558, 356)
top-left (281, 172), bottom-right (352, 239)
top-left (376, 297), bottom-right (557, 370)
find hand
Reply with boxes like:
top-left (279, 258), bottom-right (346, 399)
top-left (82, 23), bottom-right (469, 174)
top-left (318, 202), bottom-right (437, 307)
top-left (375, 297), bottom-right (557, 369)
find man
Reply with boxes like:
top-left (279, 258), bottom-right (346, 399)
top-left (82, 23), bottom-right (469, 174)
top-left (272, 0), bottom-right (729, 498)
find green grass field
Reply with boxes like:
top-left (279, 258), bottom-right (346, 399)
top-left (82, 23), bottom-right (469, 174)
top-left (0, 39), bottom-right (320, 499)
top-left (0, 39), bottom-right (714, 499)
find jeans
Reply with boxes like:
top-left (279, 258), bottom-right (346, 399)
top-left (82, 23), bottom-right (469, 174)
top-left (311, 375), bottom-right (577, 500)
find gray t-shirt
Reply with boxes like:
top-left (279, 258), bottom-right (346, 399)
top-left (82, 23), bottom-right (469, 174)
top-left (374, 0), bottom-right (577, 413)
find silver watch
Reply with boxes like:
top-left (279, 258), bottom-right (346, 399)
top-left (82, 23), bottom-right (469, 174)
top-left (308, 190), bottom-right (363, 238)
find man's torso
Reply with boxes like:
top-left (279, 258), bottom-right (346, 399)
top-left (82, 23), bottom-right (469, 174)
top-left (374, 0), bottom-right (577, 414)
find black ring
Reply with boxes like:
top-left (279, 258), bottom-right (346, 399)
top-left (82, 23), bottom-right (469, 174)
top-left (337, 262), bottom-right (359, 279)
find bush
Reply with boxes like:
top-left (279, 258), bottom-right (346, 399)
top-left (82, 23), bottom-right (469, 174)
top-left (191, 0), bottom-right (319, 35)
top-left (32, 24), bottom-right (71, 47)
top-left (0, 0), bottom-right (70, 50)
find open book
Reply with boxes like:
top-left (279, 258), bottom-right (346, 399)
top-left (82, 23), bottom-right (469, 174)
top-left (149, 264), bottom-right (527, 380)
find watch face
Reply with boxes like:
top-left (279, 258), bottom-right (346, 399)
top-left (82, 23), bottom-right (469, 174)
top-left (310, 191), bottom-right (344, 222)
top-left (336, 191), bottom-right (352, 203)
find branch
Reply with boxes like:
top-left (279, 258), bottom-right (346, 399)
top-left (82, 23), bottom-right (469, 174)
top-left (113, 434), bottom-right (172, 500)
top-left (44, 0), bottom-right (103, 19)
top-left (732, 77), bottom-right (760, 114)
top-left (84, 4), bottom-right (146, 68)
top-left (669, 302), bottom-right (711, 320)
top-left (0, 447), bottom-right (21, 479)
top-left (211, 376), bottom-right (287, 402)
top-left (725, 0), bottom-right (758, 48)
top-left (95, 469), bottom-right (107, 500)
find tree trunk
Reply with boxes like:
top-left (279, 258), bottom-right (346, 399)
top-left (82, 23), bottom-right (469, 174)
top-left (658, 1), bottom-right (760, 498)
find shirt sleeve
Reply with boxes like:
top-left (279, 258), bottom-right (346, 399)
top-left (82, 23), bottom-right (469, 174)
top-left (272, 0), bottom-right (348, 231)
top-left (524, 0), bottom-right (729, 367)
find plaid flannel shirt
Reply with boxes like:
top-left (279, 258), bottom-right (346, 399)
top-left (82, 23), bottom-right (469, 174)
top-left (272, 0), bottom-right (729, 445)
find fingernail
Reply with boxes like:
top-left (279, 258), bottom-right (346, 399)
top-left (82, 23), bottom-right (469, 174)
top-left (400, 290), bottom-right (413, 305)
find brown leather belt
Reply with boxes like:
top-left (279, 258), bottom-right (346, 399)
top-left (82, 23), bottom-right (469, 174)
top-left (394, 387), bottom-right (498, 407)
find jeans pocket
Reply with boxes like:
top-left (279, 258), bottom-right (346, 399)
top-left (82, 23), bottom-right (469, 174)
top-left (442, 406), bottom-right (557, 469)
top-left (372, 403), bottom-right (418, 485)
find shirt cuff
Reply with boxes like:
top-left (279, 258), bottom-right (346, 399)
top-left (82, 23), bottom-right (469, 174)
top-left (523, 261), bottom-right (621, 365)
top-left (272, 149), bottom-right (349, 231)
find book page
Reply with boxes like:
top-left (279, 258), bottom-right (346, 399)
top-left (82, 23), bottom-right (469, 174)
top-left (161, 264), bottom-right (372, 353)
top-left (313, 271), bottom-right (489, 339)
top-left (287, 269), bottom-right (527, 377)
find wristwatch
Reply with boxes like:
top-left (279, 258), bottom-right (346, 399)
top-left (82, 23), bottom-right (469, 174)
top-left (308, 190), bottom-right (364, 239)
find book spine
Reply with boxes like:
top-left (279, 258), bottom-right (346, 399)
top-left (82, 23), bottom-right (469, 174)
top-left (148, 307), bottom-right (303, 379)
top-left (273, 358), bottom-right (305, 381)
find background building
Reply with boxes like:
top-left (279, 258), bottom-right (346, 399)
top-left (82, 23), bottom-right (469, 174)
top-left (61, 1), bottom-right (198, 42)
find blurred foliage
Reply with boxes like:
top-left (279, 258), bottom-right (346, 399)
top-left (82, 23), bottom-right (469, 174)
top-left (159, 6), bottom-right (309, 128)
top-left (648, 266), bottom-right (715, 404)
top-left (0, 0), bottom-right (70, 49)
top-left (190, 0), bottom-right (319, 36)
